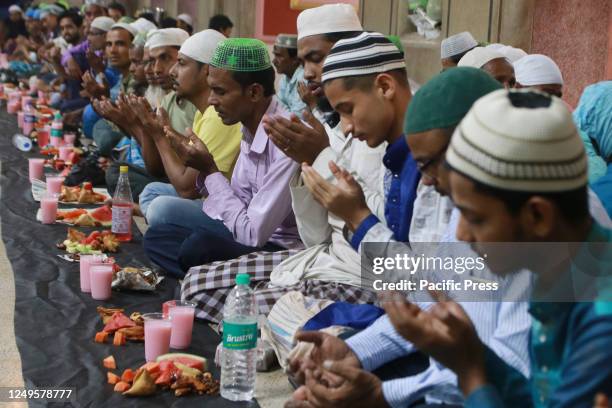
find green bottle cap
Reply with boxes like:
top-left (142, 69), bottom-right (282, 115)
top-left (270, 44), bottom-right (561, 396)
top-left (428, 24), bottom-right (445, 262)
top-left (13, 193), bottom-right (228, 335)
top-left (236, 274), bottom-right (251, 285)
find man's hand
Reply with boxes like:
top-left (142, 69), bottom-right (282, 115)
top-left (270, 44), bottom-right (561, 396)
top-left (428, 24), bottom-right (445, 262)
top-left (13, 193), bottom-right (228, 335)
top-left (382, 291), bottom-right (487, 396)
top-left (62, 110), bottom-right (82, 127)
top-left (595, 394), bottom-right (610, 408)
top-left (298, 81), bottom-right (318, 111)
top-left (165, 126), bottom-right (218, 175)
top-left (86, 48), bottom-right (105, 74)
top-left (287, 331), bottom-right (360, 386)
top-left (301, 161), bottom-right (371, 231)
top-left (49, 46), bottom-right (62, 64)
top-left (82, 71), bottom-right (108, 99)
top-left (129, 96), bottom-right (162, 136)
top-left (92, 97), bottom-right (123, 125)
top-left (299, 361), bottom-right (388, 408)
top-left (263, 111), bottom-right (329, 165)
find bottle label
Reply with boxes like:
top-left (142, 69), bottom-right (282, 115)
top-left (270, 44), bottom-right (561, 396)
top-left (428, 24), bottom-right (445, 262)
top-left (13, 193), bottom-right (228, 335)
top-left (222, 321), bottom-right (257, 350)
top-left (24, 114), bottom-right (35, 123)
top-left (111, 206), bottom-right (132, 234)
top-left (50, 128), bottom-right (63, 138)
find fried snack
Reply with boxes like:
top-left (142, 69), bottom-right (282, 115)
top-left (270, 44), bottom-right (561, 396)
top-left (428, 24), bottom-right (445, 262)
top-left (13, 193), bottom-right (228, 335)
top-left (59, 186), bottom-right (79, 203)
top-left (123, 369), bottom-right (157, 397)
top-left (67, 228), bottom-right (86, 243)
top-left (74, 213), bottom-right (97, 227)
top-left (117, 325), bottom-right (145, 342)
top-left (129, 312), bottom-right (144, 326)
top-left (97, 306), bottom-right (125, 324)
top-left (171, 373), bottom-right (219, 396)
top-left (102, 234), bottom-right (119, 252)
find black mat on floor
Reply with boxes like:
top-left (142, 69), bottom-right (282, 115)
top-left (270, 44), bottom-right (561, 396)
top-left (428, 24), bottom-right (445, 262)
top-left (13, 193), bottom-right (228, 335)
top-left (0, 110), bottom-right (258, 408)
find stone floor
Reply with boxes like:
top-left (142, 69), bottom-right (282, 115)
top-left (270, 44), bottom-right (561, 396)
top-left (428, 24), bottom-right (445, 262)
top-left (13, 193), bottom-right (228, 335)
top-left (0, 188), bottom-right (291, 407)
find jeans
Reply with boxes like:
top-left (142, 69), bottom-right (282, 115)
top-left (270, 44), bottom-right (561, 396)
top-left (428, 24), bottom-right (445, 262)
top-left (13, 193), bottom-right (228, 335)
top-left (139, 182), bottom-right (203, 228)
top-left (93, 119), bottom-right (125, 157)
top-left (143, 212), bottom-right (282, 278)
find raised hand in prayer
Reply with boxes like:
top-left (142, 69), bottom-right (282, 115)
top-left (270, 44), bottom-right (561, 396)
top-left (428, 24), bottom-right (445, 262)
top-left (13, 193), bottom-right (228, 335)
top-left (164, 126), bottom-right (218, 176)
top-left (287, 331), bottom-right (360, 386)
top-left (129, 96), bottom-right (161, 136)
top-left (301, 161), bottom-right (371, 231)
top-left (81, 71), bottom-right (108, 99)
top-left (263, 111), bottom-right (329, 165)
top-left (86, 48), bottom-right (105, 75)
top-left (382, 291), bottom-right (487, 396)
top-left (49, 46), bottom-right (62, 64)
top-left (298, 81), bottom-right (318, 111)
top-left (296, 361), bottom-right (388, 408)
top-left (92, 97), bottom-right (122, 124)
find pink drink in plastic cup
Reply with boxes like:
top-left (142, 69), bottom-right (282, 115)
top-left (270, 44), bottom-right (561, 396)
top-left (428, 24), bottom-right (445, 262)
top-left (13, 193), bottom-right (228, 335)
top-left (168, 301), bottom-right (196, 349)
top-left (28, 158), bottom-right (45, 181)
top-left (143, 313), bottom-right (172, 362)
top-left (17, 111), bottom-right (24, 129)
top-left (58, 145), bottom-right (72, 161)
top-left (46, 176), bottom-right (64, 196)
top-left (37, 126), bottom-right (50, 148)
top-left (89, 264), bottom-right (114, 300)
top-left (79, 254), bottom-right (106, 293)
top-left (162, 300), bottom-right (176, 318)
top-left (40, 194), bottom-right (58, 224)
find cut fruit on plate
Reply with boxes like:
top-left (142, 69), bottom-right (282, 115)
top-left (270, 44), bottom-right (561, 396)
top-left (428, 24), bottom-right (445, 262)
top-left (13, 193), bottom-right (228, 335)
top-left (156, 353), bottom-right (207, 372)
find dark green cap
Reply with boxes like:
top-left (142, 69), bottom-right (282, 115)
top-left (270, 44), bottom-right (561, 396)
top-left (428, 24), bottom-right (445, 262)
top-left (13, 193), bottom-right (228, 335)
top-left (404, 67), bottom-right (502, 135)
top-left (211, 38), bottom-right (272, 72)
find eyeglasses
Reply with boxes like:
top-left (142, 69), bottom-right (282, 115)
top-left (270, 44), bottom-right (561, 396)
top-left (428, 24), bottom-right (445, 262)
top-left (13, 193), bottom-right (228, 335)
top-left (416, 147), bottom-right (447, 177)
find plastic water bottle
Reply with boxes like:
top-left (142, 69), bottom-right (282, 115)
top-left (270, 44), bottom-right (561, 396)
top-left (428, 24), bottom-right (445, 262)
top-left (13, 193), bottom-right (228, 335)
top-left (12, 134), bottom-right (32, 152)
top-left (111, 166), bottom-right (133, 242)
top-left (221, 273), bottom-right (257, 401)
top-left (23, 101), bottom-right (35, 136)
top-left (50, 112), bottom-right (63, 147)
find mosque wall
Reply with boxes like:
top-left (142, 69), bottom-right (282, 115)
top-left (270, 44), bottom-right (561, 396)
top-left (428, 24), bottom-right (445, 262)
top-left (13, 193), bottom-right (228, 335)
top-left (531, 0), bottom-right (611, 107)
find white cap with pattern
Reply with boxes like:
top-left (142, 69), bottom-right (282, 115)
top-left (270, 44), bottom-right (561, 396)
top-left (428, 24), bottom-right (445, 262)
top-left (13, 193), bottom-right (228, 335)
top-left (90, 16), bottom-right (115, 32)
top-left (179, 29), bottom-right (226, 64)
top-left (297, 4), bottom-right (362, 41)
top-left (446, 89), bottom-right (587, 192)
top-left (458, 47), bottom-right (507, 69)
top-left (441, 31), bottom-right (478, 59)
top-left (177, 14), bottom-right (193, 27)
top-left (145, 28), bottom-right (190, 50)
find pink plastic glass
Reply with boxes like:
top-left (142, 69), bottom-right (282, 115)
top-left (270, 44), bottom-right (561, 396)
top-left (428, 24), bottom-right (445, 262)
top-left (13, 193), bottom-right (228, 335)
top-left (58, 145), bottom-right (72, 161)
top-left (46, 176), bottom-right (64, 196)
top-left (40, 194), bottom-right (58, 224)
top-left (143, 313), bottom-right (172, 362)
top-left (28, 158), bottom-right (45, 181)
top-left (162, 300), bottom-right (176, 318)
top-left (37, 127), bottom-right (50, 148)
top-left (168, 300), bottom-right (196, 349)
top-left (79, 254), bottom-right (106, 293)
top-left (17, 111), bottom-right (24, 129)
top-left (89, 264), bottom-right (114, 300)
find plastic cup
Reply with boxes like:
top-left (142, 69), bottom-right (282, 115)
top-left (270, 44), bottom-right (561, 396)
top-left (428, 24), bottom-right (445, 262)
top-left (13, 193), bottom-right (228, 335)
top-left (40, 194), bottom-right (58, 224)
top-left (143, 313), bottom-right (172, 362)
top-left (28, 158), bottom-right (45, 181)
top-left (17, 111), bottom-right (24, 130)
top-left (79, 254), bottom-right (106, 293)
top-left (46, 176), bottom-right (64, 196)
top-left (36, 126), bottom-right (50, 148)
top-left (89, 263), bottom-right (114, 300)
top-left (58, 145), bottom-right (72, 161)
top-left (162, 300), bottom-right (176, 318)
top-left (168, 300), bottom-right (196, 349)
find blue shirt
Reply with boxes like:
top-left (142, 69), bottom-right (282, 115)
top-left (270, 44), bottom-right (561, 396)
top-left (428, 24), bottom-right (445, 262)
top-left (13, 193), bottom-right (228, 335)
top-left (466, 222), bottom-right (612, 408)
top-left (351, 136), bottom-right (420, 249)
top-left (591, 163), bottom-right (612, 219)
top-left (277, 66), bottom-right (307, 118)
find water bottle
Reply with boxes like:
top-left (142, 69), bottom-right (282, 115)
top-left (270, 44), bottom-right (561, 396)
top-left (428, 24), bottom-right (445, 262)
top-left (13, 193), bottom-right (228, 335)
top-left (221, 273), bottom-right (257, 401)
top-left (50, 112), bottom-right (63, 147)
top-left (23, 101), bottom-right (36, 136)
top-left (12, 134), bottom-right (32, 152)
top-left (111, 166), bottom-right (133, 242)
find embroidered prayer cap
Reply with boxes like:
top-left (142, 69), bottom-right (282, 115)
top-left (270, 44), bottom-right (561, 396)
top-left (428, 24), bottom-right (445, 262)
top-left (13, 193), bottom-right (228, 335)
top-left (297, 4), bottom-right (362, 41)
top-left (210, 38), bottom-right (272, 72)
top-left (514, 54), bottom-right (564, 86)
top-left (111, 22), bottom-right (138, 38)
top-left (177, 14), bottom-right (193, 28)
top-left (179, 29), bottom-right (226, 64)
top-left (496, 45), bottom-right (528, 63)
top-left (446, 89), bottom-right (588, 192)
top-left (90, 16), bottom-right (115, 32)
top-left (321, 31), bottom-right (406, 83)
top-left (458, 46), bottom-right (507, 69)
top-left (145, 28), bottom-right (189, 50)
top-left (404, 67), bottom-right (502, 135)
top-left (131, 17), bottom-right (157, 35)
top-left (275, 34), bottom-right (298, 49)
top-left (441, 31), bottom-right (478, 59)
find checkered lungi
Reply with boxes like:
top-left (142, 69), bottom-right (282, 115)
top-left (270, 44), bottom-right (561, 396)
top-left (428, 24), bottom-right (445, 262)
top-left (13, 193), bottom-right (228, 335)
top-left (181, 249), bottom-right (378, 323)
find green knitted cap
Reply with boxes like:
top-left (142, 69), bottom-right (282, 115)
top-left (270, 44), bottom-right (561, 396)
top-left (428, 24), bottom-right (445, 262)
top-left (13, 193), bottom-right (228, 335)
top-left (404, 67), bottom-right (502, 135)
top-left (210, 38), bottom-right (272, 72)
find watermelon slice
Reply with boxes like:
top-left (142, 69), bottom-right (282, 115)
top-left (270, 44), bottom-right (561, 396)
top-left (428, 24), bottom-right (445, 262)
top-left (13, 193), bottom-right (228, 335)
top-left (156, 353), bottom-right (207, 371)
top-left (103, 312), bottom-right (136, 333)
top-left (90, 206), bottom-right (112, 223)
top-left (57, 209), bottom-right (87, 221)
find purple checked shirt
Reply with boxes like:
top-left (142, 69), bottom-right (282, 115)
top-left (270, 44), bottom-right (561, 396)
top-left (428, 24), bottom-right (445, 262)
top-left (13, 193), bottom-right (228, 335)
top-left (196, 97), bottom-right (302, 249)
